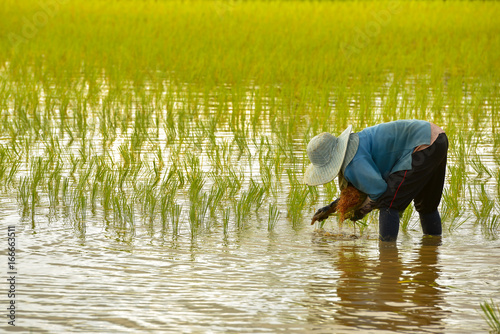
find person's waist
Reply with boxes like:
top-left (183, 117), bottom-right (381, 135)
top-left (414, 123), bottom-right (445, 152)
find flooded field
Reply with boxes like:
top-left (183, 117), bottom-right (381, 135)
top-left (4, 200), bottom-right (500, 333)
top-left (1, 0), bottom-right (500, 332)
top-left (2, 78), bottom-right (499, 332)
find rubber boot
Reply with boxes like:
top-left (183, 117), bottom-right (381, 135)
top-left (419, 210), bottom-right (442, 236)
top-left (379, 208), bottom-right (400, 242)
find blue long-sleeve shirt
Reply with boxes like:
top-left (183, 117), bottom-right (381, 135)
top-left (343, 120), bottom-right (431, 200)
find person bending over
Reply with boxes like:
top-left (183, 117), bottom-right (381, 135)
top-left (304, 119), bottom-right (448, 241)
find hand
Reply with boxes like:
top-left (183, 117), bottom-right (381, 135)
top-left (311, 198), bottom-right (339, 225)
top-left (349, 209), bottom-right (365, 222)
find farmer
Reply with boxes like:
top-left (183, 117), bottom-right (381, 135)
top-left (304, 120), bottom-right (448, 241)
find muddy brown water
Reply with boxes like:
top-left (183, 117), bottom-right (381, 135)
top-left (2, 193), bottom-right (498, 333)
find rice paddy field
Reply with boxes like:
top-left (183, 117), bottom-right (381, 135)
top-left (1, 0), bottom-right (500, 332)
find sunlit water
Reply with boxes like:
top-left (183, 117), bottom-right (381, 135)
top-left (2, 195), bottom-right (499, 333)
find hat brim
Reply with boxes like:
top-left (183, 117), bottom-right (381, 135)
top-left (303, 125), bottom-right (352, 186)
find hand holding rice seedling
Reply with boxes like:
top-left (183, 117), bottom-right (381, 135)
top-left (310, 185), bottom-right (367, 225)
top-left (336, 185), bottom-right (368, 223)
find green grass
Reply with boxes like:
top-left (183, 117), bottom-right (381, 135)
top-left (0, 0), bottom-right (499, 239)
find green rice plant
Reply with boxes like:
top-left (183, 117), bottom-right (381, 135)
top-left (188, 172), bottom-right (205, 204)
top-left (469, 184), bottom-right (495, 228)
top-left (90, 179), bottom-right (99, 215)
top-left (154, 146), bottom-right (165, 172)
top-left (496, 167), bottom-right (500, 202)
top-left (208, 182), bottom-right (226, 217)
top-left (47, 162), bottom-right (62, 209)
top-left (101, 173), bottom-right (116, 214)
top-left (161, 160), bottom-right (181, 189)
top-left (483, 213), bottom-right (500, 235)
top-left (323, 181), bottom-right (338, 204)
top-left (339, 210), bottom-right (372, 235)
top-left (233, 198), bottom-right (244, 231)
top-left (71, 187), bottom-right (87, 224)
top-left (188, 192), bottom-right (210, 237)
top-left (307, 185), bottom-right (320, 206)
top-left (400, 205), bottom-right (414, 232)
top-left (260, 162), bottom-right (275, 197)
top-left (207, 140), bottom-right (232, 175)
top-left (17, 176), bottom-right (30, 219)
top-left (143, 184), bottom-right (158, 223)
top-left (119, 143), bottom-right (132, 170)
top-left (3, 0), bottom-right (497, 91)
top-left (268, 203), bottom-right (280, 232)
top-left (494, 134), bottom-right (500, 163)
top-left (247, 179), bottom-right (266, 212)
top-left (199, 192), bottom-right (210, 228)
top-left (68, 153), bottom-right (81, 178)
top-left (160, 195), bottom-right (171, 231)
top-left (159, 179), bottom-right (177, 226)
top-left (441, 165), bottom-right (467, 224)
top-left (481, 299), bottom-right (500, 333)
top-left (471, 155), bottom-right (492, 180)
top-left (0, 145), bottom-right (10, 183)
top-left (5, 160), bottom-right (20, 189)
top-left (287, 185), bottom-right (309, 229)
top-left (286, 169), bottom-right (311, 227)
top-left (112, 191), bottom-right (135, 232)
top-left (175, 165), bottom-right (186, 189)
top-left (61, 176), bottom-right (70, 206)
top-left (222, 207), bottom-right (230, 236)
top-left (233, 129), bottom-right (249, 155)
top-left (233, 190), bottom-right (254, 230)
top-left (227, 168), bottom-right (244, 198)
top-left (447, 215), bottom-right (469, 233)
top-left (251, 90), bottom-right (264, 134)
top-left (22, 157), bottom-right (49, 221)
top-left (171, 203), bottom-right (182, 236)
top-left (189, 201), bottom-right (199, 237)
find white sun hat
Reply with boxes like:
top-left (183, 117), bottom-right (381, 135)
top-left (303, 125), bottom-right (356, 186)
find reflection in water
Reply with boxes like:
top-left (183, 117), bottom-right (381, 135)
top-left (307, 237), bottom-right (447, 332)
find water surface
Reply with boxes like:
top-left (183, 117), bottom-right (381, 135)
top-left (1, 74), bottom-right (499, 333)
top-left (4, 205), bottom-right (498, 333)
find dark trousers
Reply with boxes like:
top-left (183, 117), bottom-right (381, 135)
top-left (376, 133), bottom-right (449, 214)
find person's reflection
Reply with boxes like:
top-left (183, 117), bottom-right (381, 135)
top-left (306, 237), bottom-right (447, 332)
top-left (407, 236), bottom-right (446, 329)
